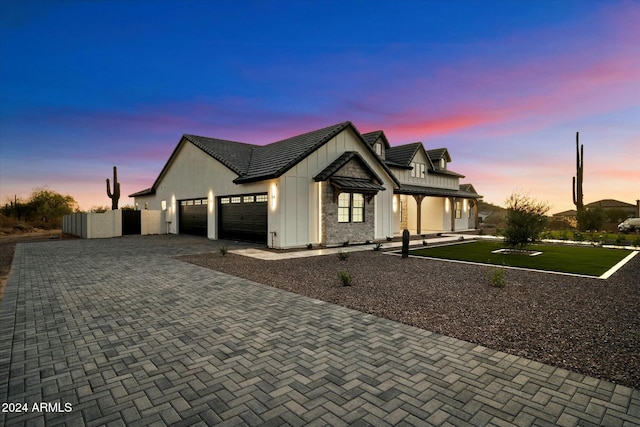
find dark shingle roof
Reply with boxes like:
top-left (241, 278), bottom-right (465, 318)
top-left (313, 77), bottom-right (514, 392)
top-left (361, 130), bottom-right (391, 149)
top-left (184, 135), bottom-right (257, 176)
top-left (235, 121), bottom-right (353, 183)
top-left (385, 143), bottom-right (421, 167)
top-left (396, 184), bottom-right (481, 198)
top-left (130, 121), bottom-right (401, 197)
top-left (330, 177), bottom-right (385, 193)
top-left (427, 148), bottom-right (451, 162)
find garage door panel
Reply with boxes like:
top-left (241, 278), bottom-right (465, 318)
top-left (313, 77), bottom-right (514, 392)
top-left (179, 199), bottom-right (207, 237)
top-left (219, 193), bottom-right (267, 244)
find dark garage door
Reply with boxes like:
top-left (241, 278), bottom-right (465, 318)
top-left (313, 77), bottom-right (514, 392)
top-left (218, 193), bottom-right (268, 244)
top-left (179, 199), bottom-right (208, 236)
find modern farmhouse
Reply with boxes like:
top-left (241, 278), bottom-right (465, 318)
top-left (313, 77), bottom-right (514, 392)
top-left (130, 121), bottom-right (481, 248)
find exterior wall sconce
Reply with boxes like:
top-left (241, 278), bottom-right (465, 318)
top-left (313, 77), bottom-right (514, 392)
top-left (270, 183), bottom-right (278, 211)
top-left (393, 195), bottom-right (398, 213)
top-left (445, 198), bottom-right (450, 212)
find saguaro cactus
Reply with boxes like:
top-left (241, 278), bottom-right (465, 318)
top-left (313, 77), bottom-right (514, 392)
top-left (572, 132), bottom-right (584, 212)
top-left (106, 166), bottom-right (120, 210)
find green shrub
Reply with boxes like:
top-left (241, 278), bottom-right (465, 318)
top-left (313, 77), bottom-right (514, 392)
top-left (337, 270), bottom-right (352, 286)
top-left (219, 245), bottom-right (228, 256)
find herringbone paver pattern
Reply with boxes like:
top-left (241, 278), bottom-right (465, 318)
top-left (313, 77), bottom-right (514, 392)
top-left (1, 235), bottom-right (638, 426)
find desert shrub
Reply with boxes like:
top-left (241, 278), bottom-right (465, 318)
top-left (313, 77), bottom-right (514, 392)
top-left (219, 245), bottom-right (228, 256)
top-left (488, 266), bottom-right (506, 288)
top-left (373, 243), bottom-right (382, 251)
top-left (337, 251), bottom-right (349, 261)
top-left (337, 270), bottom-right (352, 286)
top-left (577, 207), bottom-right (606, 232)
top-left (503, 193), bottom-right (549, 249)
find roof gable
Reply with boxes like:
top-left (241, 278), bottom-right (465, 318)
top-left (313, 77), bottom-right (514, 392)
top-left (235, 121), bottom-right (352, 183)
top-left (427, 148), bottom-right (452, 162)
top-left (362, 130), bottom-right (391, 149)
top-left (313, 151), bottom-right (384, 184)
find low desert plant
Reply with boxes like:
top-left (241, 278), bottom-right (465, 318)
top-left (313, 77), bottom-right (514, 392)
top-left (342, 240), bottom-right (350, 247)
top-left (219, 245), bottom-right (228, 256)
top-left (337, 250), bottom-right (349, 261)
top-left (488, 265), bottom-right (506, 288)
top-left (306, 243), bottom-right (313, 249)
top-left (337, 269), bottom-right (352, 286)
top-left (373, 243), bottom-right (382, 251)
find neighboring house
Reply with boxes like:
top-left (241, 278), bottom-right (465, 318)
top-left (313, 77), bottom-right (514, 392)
top-left (552, 209), bottom-right (578, 224)
top-left (552, 200), bottom-right (639, 225)
top-left (585, 199), bottom-right (638, 220)
top-left (130, 121), bottom-right (481, 248)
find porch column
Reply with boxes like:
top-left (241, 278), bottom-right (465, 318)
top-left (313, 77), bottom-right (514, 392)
top-left (412, 195), bottom-right (425, 234)
top-left (449, 197), bottom-right (456, 232)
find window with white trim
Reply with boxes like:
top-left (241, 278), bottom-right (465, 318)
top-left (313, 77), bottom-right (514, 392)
top-left (455, 201), bottom-right (462, 219)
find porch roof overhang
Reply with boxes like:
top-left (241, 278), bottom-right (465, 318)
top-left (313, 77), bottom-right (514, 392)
top-left (330, 177), bottom-right (386, 194)
top-left (395, 184), bottom-right (481, 199)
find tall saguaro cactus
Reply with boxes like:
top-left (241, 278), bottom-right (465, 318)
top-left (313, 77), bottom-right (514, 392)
top-left (106, 166), bottom-right (121, 210)
top-left (572, 132), bottom-right (584, 212)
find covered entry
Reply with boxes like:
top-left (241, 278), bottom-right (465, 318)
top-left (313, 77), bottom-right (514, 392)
top-left (179, 198), bottom-right (208, 236)
top-left (218, 193), bottom-right (268, 244)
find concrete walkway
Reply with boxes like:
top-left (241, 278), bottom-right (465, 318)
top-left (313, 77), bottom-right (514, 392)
top-left (231, 235), bottom-right (469, 260)
top-left (1, 235), bottom-right (638, 426)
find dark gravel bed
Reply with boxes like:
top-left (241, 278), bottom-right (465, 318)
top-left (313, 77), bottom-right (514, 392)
top-left (177, 249), bottom-right (640, 389)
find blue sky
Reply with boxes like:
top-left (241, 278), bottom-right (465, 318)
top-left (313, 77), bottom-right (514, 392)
top-left (1, 0), bottom-right (638, 212)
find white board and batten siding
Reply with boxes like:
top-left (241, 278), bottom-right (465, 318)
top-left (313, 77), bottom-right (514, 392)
top-left (277, 127), bottom-right (395, 248)
top-left (134, 140), bottom-right (271, 239)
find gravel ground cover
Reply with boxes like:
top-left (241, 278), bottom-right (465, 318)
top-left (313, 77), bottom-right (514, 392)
top-left (178, 248), bottom-right (640, 389)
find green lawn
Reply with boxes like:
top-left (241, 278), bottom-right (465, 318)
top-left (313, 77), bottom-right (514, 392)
top-left (409, 240), bottom-right (633, 276)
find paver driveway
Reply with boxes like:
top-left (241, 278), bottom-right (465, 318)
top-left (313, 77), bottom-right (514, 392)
top-left (1, 235), bottom-right (638, 426)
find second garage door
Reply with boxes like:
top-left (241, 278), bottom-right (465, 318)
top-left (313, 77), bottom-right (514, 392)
top-left (218, 193), bottom-right (268, 244)
top-left (179, 199), bottom-right (208, 237)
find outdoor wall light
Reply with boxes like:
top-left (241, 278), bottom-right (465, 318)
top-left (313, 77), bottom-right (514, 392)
top-left (393, 195), bottom-right (398, 213)
top-left (445, 198), bottom-right (450, 212)
top-left (270, 183), bottom-right (278, 210)
top-left (208, 190), bottom-right (214, 214)
top-left (161, 200), bottom-right (167, 211)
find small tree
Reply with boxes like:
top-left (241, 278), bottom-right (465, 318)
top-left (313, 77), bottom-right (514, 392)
top-left (503, 193), bottom-right (550, 249)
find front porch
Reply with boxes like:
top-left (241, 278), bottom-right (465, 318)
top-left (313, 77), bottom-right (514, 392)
top-left (394, 185), bottom-right (482, 236)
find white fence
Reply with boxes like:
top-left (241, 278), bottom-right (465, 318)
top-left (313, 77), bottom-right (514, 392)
top-left (63, 210), bottom-right (166, 238)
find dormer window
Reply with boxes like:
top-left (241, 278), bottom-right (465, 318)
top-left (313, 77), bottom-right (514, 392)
top-left (440, 158), bottom-right (446, 169)
top-left (374, 143), bottom-right (382, 156)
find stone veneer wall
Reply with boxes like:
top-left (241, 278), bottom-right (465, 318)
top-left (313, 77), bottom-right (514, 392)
top-left (322, 157), bottom-right (377, 246)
